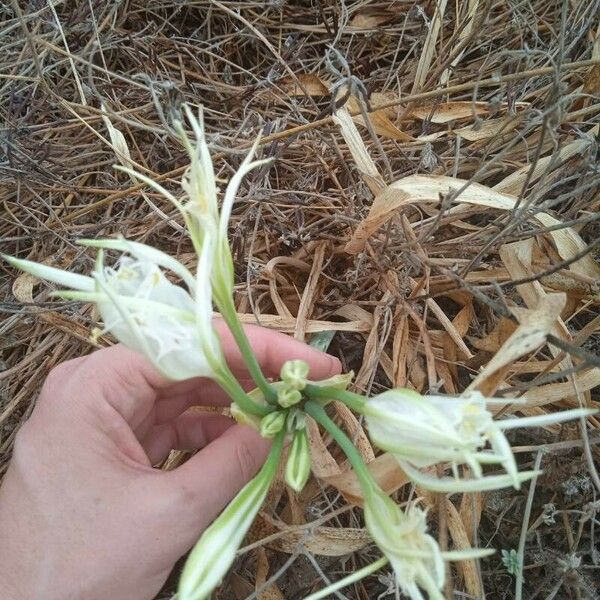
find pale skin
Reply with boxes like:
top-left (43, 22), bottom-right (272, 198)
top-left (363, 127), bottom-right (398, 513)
top-left (0, 322), bottom-right (341, 600)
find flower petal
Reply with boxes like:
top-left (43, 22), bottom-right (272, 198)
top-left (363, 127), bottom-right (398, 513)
top-left (2, 254), bottom-right (94, 292)
top-left (399, 460), bottom-right (542, 493)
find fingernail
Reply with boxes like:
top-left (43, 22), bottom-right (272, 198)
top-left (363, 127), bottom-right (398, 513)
top-left (328, 355), bottom-right (342, 375)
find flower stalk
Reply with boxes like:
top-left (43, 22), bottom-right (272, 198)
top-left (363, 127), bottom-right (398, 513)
top-left (214, 289), bottom-right (278, 405)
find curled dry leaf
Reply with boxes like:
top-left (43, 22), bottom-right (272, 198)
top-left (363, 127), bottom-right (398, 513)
top-left (323, 453), bottom-right (410, 507)
top-left (12, 272), bottom-right (35, 303)
top-left (332, 106), bottom-right (387, 194)
top-left (345, 95), bottom-right (414, 142)
top-left (408, 101), bottom-right (529, 123)
top-left (345, 175), bottom-right (600, 281)
top-left (234, 312), bottom-right (371, 334)
top-left (467, 292), bottom-right (567, 396)
top-left (307, 415), bottom-right (408, 507)
top-left (349, 11), bottom-right (394, 29)
top-left (493, 129), bottom-right (597, 195)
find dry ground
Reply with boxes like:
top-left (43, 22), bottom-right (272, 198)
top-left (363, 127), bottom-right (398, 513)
top-left (1, 1), bottom-right (600, 598)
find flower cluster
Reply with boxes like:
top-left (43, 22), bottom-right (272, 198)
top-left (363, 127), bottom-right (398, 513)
top-left (4, 104), bottom-right (595, 600)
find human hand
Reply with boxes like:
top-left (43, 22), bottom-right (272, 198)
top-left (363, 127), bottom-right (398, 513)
top-left (0, 322), bottom-right (340, 600)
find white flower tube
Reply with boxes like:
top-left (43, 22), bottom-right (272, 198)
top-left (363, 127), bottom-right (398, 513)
top-left (178, 433), bottom-right (284, 600)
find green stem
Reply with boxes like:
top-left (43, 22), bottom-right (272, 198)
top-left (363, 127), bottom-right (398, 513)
top-left (304, 400), bottom-right (374, 491)
top-left (304, 385), bottom-right (367, 413)
top-left (215, 291), bottom-right (278, 405)
top-left (215, 365), bottom-right (272, 417)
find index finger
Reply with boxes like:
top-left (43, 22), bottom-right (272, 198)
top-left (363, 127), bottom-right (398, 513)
top-left (213, 320), bottom-right (341, 380)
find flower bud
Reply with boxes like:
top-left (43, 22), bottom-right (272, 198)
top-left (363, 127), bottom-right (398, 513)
top-left (178, 435), bottom-right (284, 600)
top-left (280, 359), bottom-right (310, 390)
top-left (277, 386), bottom-right (302, 408)
top-left (285, 428), bottom-right (311, 492)
top-left (259, 410), bottom-right (286, 438)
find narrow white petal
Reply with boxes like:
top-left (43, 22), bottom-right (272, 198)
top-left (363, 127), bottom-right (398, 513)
top-left (399, 460), bottom-right (542, 493)
top-left (304, 557), bottom-right (389, 600)
top-left (2, 254), bottom-right (94, 291)
top-left (218, 153), bottom-right (271, 241)
top-left (93, 273), bottom-right (155, 364)
top-left (441, 548), bottom-right (496, 560)
top-left (486, 424), bottom-right (520, 487)
top-left (114, 165), bottom-right (185, 211)
top-left (51, 291), bottom-right (194, 322)
top-left (497, 408), bottom-right (597, 430)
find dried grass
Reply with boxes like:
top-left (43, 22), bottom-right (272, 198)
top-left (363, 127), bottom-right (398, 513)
top-left (1, 1), bottom-right (599, 598)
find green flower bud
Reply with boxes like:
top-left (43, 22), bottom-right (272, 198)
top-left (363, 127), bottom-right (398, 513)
top-left (285, 428), bottom-right (311, 492)
top-left (286, 409), bottom-right (306, 432)
top-left (277, 386), bottom-right (302, 408)
top-left (280, 359), bottom-right (310, 390)
top-left (259, 410), bottom-right (286, 438)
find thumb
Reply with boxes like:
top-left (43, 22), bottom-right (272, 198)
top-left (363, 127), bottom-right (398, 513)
top-left (163, 424), bottom-right (271, 541)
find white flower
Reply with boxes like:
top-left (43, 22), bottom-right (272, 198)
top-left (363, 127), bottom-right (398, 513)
top-left (363, 487), bottom-right (445, 600)
top-left (3, 240), bottom-right (221, 381)
top-left (364, 389), bottom-right (595, 492)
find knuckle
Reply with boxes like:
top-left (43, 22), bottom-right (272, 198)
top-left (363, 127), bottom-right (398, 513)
top-left (234, 438), bottom-right (259, 482)
top-left (174, 478), bottom-right (203, 508)
top-left (11, 421), bottom-right (37, 463)
top-left (43, 361), bottom-right (71, 390)
top-left (40, 356), bottom-right (85, 398)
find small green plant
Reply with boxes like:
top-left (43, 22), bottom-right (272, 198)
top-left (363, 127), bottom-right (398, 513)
top-left (502, 549), bottom-right (520, 576)
top-left (3, 106), bottom-right (594, 600)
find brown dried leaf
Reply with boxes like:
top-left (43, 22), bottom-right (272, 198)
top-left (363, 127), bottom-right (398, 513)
top-left (12, 272), bottom-right (36, 303)
top-left (323, 453), bottom-right (410, 507)
top-left (349, 12), bottom-right (394, 29)
top-left (409, 102), bottom-right (528, 123)
top-left (255, 548), bottom-right (285, 600)
top-left (332, 106), bottom-right (387, 194)
top-left (445, 499), bottom-right (484, 598)
top-left (583, 64), bottom-right (600, 94)
top-left (277, 74), bottom-right (330, 97)
top-left (345, 95), bottom-right (414, 142)
top-left (260, 514), bottom-right (371, 556)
